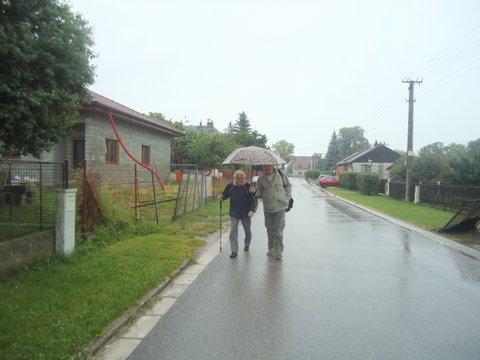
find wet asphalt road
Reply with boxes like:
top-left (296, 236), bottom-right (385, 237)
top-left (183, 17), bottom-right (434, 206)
top-left (130, 178), bottom-right (480, 360)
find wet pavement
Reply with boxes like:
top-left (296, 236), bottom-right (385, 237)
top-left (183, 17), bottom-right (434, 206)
top-left (130, 178), bottom-right (480, 360)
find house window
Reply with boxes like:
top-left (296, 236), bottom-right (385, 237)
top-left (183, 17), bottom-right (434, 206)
top-left (105, 138), bottom-right (119, 164)
top-left (142, 145), bottom-right (151, 165)
top-left (361, 164), bottom-right (371, 173)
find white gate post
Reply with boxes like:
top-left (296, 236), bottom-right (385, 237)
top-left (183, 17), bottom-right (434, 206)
top-left (414, 185), bottom-right (421, 204)
top-left (55, 188), bottom-right (77, 254)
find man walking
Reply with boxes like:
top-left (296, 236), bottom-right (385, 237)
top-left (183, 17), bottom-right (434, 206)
top-left (252, 165), bottom-right (291, 259)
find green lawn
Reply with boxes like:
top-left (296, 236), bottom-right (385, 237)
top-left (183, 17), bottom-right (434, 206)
top-left (0, 200), bottom-right (226, 360)
top-left (326, 187), bottom-right (454, 230)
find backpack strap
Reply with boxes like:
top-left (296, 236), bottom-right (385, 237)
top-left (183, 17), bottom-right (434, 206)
top-left (277, 168), bottom-right (288, 189)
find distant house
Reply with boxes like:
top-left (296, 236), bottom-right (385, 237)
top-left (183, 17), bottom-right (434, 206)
top-left (335, 144), bottom-right (400, 180)
top-left (292, 156), bottom-right (312, 177)
top-left (187, 119), bottom-right (220, 133)
top-left (20, 91), bottom-right (185, 180)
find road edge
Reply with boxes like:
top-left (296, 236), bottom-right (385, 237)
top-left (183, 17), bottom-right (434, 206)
top-left (317, 185), bottom-right (480, 261)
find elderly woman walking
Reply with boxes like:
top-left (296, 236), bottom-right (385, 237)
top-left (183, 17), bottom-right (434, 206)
top-left (218, 170), bottom-right (257, 259)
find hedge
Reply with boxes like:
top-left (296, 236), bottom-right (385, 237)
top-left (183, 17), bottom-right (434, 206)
top-left (340, 172), bottom-right (359, 190)
top-left (304, 169), bottom-right (321, 180)
top-left (358, 173), bottom-right (380, 195)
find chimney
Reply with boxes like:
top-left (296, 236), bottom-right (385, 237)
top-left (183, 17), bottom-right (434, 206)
top-left (207, 119), bottom-right (213, 128)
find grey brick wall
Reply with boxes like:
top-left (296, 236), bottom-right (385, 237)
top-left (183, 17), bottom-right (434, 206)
top-left (21, 113), bottom-right (173, 182)
top-left (84, 113), bottom-right (172, 181)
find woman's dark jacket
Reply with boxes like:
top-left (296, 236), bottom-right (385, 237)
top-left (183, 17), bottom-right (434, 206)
top-left (221, 181), bottom-right (258, 219)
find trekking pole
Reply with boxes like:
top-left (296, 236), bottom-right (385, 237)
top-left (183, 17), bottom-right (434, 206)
top-left (219, 200), bottom-right (223, 251)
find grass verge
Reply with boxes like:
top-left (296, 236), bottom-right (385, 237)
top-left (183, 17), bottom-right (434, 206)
top-left (326, 187), bottom-right (454, 230)
top-left (0, 199), bottom-right (226, 360)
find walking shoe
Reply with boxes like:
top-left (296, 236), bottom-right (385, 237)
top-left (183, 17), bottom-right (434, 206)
top-left (230, 252), bottom-right (237, 259)
top-left (244, 245), bottom-right (249, 252)
top-left (267, 249), bottom-right (275, 257)
top-left (274, 251), bottom-right (283, 260)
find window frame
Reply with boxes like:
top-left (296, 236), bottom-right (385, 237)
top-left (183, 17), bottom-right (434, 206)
top-left (141, 145), bottom-right (151, 165)
top-left (105, 138), bottom-right (119, 164)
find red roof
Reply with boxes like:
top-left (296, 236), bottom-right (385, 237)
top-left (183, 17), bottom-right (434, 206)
top-left (293, 156), bottom-right (312, 170)
top-left (81, 91), bottom-right (184, 137)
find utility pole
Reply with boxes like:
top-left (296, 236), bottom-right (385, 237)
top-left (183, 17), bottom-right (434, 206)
top-left (402, 78), bottom-right (422, 202)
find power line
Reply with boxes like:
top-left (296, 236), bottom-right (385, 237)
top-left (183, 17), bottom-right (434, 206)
top-left (405, 24), bottom-right (480, 78)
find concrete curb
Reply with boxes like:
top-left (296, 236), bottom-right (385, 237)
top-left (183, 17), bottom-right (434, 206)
top-left (82, 224), bottom-right (228, 358)
top-left (317, 185), bottom-right (480, 261)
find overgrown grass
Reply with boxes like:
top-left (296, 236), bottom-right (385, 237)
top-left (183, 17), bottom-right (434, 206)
top-left (0, 200), bottom-right (226, 360)
top-left (326, 187), bottom-right (454, 230)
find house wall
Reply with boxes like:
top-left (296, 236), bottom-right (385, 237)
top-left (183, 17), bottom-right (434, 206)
top-left (83, 113), bottom-right (172, 181)
top-left (20, 114), bottom-right (173, 181)
top-left (352, 162), bottom-right (394, 180)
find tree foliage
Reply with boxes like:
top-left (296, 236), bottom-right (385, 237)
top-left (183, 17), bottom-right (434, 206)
top-left (233, 112), bottom-right (251, 133)
top-left (272, 140), bottom-right (295, 163)
top-left (324, 131), bottom-right (340, 169)
top-left (155, 110), bottom-right (268, 168)
top-left (0, 0), bottom-right (95, 157)
top-left (337, 126), bottom-right (370, 160)
top-left (389, 139), bottom-right (480, 186)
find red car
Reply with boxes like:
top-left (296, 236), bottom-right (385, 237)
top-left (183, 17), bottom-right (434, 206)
top-left (319, 176), bottom-right (340, 188)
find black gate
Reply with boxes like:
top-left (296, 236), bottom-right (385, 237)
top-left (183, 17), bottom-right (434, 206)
top-left (0, 161), bottom-right (67, 242)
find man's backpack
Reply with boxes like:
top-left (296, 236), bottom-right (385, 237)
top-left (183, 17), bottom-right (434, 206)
top-left (277, 169), bottom-right (294, 212)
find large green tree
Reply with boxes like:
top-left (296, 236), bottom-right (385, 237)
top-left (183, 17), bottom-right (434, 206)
top-left (234, 111), bottom-right (252, 133)
top-left (272, 140), bottom-right (295, 163)
top-left (324, 131), bottom-right (340, 169)
top-left (187, 132), bottom-right (238, 169)
top-left (337, 126), bottom-right (370, 160)
top-left (468, 138), bottom-right (480, 158)
top-left (0, 0), bottom-right (95, 157)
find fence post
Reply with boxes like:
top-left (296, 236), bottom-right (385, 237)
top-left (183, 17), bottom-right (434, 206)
top-left (82, 159), bottom-right (87, 233)
top-left (134, 164), bottom-right (139, 220)
top-left (385, 179), bottom-right (390, 196)
top-left (55, 188), bottom-right (77, 254)
top-left (64, 160), bottom-right (69, 189)
top-left (39, 162), bottom-right (43, 230)
top-left (183, 173), bottom-right (190, 215)
top-left (414, 185), bottom-right (421, 204)
top-left (151, 170), bottom-right (159, 224)
top-left (192, 170), bottom-right (198, 211)
top-left (172, 178), bottom-right (182, 220)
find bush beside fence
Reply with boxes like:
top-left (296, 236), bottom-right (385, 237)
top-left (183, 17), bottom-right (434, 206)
top-left (358, 173), bottom-right (380, 195)
top-left (340, 172), bottom-right (359, 190)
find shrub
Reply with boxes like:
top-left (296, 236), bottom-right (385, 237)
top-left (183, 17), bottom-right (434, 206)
top-left (304, 169), bottom-right (321, 181)
top-left (358, 173), bottom-right (380, 195)
top-left (340, 172), bottom-right (359, 190)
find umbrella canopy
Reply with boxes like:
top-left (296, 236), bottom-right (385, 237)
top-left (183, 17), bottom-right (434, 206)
top-left (222, 146), bottom-right (286, 166)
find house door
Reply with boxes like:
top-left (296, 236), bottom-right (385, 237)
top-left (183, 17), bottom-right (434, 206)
top-left (73, 139), bottom-right (85, 168)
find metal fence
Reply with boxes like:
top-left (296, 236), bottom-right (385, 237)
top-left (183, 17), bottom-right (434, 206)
top-left (388, 181), bottom-right (408, 201)
top-left (0, 160), bottom-right (66, 242)
top-left (76, 161), bottom-right (217, 231)
top-left (388, 181), bottom-right (480, 209)
top-left (171, 164), bottom-right (215, 219)
top-left (420, 183), bottom-right (480, 209)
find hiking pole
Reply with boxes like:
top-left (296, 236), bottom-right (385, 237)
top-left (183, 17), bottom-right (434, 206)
top-left (219, 200), bottom-right (223, 251)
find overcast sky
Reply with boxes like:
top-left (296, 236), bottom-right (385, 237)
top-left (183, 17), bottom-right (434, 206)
top-left (69, 0), bottom-right (480, 156)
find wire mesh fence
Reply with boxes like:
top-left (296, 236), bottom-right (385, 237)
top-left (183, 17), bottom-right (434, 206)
top-left (0, 161), bottom-right (66, 242)
top-left (77, 161), bottom-right (217, 232)
top-left (171, 164), bottom-right (216, 219)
